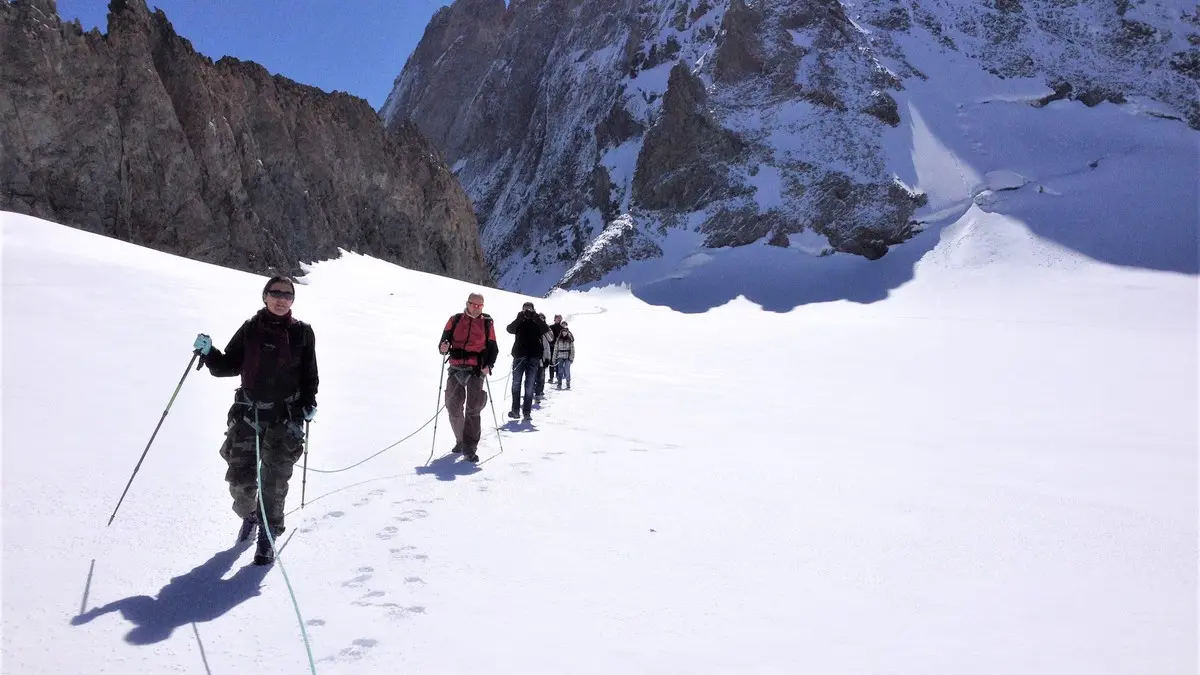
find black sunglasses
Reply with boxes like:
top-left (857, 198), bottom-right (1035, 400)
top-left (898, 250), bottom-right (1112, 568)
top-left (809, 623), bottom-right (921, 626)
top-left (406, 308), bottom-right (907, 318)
top-left (266, 289), bottom-right (295, 300)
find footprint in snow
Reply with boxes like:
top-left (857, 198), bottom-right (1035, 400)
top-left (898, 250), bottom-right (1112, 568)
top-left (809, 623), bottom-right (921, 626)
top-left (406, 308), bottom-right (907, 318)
top-left (389, 547), bottom-right (428, 562)
top-left (395, 509), bottom-right (428, 522)
top-left (320, 638), bottom-right (378, 663)
top-left (342, 567), bottom-right (373, 588)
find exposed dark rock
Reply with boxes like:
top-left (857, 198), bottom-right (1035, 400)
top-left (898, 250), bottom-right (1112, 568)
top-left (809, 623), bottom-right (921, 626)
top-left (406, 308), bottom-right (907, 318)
top-left (595, 100), bottom-right (644, 150)
top-left (864, 90), bottom-right (901, 126)
top-left (556, 214), bottom-right (662, 287)
top-left (0, 0), bottom-right (489, 282)
top-left (632, 63), bottom-right (745, 211)
top-left (713, 0), bottom-right (766, 83)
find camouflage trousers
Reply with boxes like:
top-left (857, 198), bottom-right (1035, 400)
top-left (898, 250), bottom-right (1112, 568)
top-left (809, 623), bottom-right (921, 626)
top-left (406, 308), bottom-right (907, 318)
top-left (219, 418), bottom-right (304, 534)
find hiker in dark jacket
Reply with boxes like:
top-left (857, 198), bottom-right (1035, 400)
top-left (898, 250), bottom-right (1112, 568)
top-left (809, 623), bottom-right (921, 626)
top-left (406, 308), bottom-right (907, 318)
top-left (548, 314), bottom-right (564, 384)
top-left (192, 275), bottom-right (318, 566)
top-left (506, 301), bottom-right (549, 421)
top-left (534, 313), bottom-right (552, 400)
top-left (438, 292), bottom-right (499, 463)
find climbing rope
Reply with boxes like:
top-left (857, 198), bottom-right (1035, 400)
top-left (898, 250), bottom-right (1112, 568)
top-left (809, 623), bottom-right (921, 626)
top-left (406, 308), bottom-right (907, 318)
top-left (254, 408), bottom-right (318, 674)
top-left (307, 406), bottom-right (445, 474)
top-left (306, 366), bottom-right (513, 474)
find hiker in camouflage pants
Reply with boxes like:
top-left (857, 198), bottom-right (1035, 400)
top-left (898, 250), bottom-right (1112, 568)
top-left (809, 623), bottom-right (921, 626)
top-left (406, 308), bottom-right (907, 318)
top-left (195, 275), bottom-right (318, 565)
top-left (219, 413), bottom-right (305, 530)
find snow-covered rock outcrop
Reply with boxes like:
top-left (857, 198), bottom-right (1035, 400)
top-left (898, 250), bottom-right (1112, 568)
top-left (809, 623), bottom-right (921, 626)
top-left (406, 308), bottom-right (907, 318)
top-left (383, 0), bottom-right (1198, 294)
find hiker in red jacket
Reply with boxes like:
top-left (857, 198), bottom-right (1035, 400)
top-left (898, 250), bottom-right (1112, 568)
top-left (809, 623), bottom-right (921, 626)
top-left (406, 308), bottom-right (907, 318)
top-left (438, 292), bottom-right (499, 462)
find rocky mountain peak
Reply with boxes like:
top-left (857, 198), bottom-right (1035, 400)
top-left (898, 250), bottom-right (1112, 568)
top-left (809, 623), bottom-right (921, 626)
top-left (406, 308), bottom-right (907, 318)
top-left (1, 0), bottom-right (490, 283)
top-left (383, 0), bottom-right (1197, 294)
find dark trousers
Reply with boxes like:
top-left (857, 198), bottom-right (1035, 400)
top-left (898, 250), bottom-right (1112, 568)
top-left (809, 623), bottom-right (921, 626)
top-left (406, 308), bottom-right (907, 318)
top-left (510, 356), bottom-right (539, 416)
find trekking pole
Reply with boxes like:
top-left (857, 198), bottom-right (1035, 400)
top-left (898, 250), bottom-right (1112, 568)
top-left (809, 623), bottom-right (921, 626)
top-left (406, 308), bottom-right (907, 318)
top-left (427, 356), bottom-right (448, 465)
top-left (484, 375), bottom-right (505, 454)
top-left (300, 420), bottom-right (310, 508)
top-left (107, 350), bottom-right (201, 527)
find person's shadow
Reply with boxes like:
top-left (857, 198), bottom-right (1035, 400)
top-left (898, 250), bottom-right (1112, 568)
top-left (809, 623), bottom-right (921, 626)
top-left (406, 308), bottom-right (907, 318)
top-left (71, 543), bottom-right (269, 645)
top-left (415, 453), bottom-right (482, 481)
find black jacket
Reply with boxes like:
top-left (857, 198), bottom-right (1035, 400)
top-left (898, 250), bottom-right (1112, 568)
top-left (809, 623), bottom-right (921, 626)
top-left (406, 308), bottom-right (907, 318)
top-left (203, 309), bottom-right (319, 412)
top-left (506, 311), bottom-right (549, 358)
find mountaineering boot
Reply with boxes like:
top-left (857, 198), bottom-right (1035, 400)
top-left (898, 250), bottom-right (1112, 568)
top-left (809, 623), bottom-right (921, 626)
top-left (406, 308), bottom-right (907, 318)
top-left (508, 409), bottom-right (520, 420)
top-left (463, 447), bottom-right (480, 463)
top-left (451, 442), bottom-right (463, 454)
top-left (253, 526), bottom-right (276, 566)
top-left (236, 516), bottom-right (257, 543)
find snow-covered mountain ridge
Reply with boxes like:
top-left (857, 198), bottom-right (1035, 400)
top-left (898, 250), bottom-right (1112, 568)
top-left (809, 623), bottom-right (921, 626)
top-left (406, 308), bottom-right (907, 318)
top-left (382, 0), bottom-right (1198, 295)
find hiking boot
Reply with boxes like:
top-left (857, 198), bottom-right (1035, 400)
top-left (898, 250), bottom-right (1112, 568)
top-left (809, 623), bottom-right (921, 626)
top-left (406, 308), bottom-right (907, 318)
top-left (523, 413), bottom-right (532, 422)
top-left (236, 516), bottom-right (257, 543)
top-left (253, 528), bottom-right (275, 566)
top-left (463, 448), bottom-right (480, 463)
top-left (508, 410), bottom-right (520, 420)
top-left (451, 442), bottom-right (463, 454)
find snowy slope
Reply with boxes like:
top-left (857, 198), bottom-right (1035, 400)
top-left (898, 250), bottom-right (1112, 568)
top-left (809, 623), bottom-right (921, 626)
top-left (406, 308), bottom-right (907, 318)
top-left (2, 210), bottom-right (1197, 674)
top-left (615, 29), bottom-right (1200, 313)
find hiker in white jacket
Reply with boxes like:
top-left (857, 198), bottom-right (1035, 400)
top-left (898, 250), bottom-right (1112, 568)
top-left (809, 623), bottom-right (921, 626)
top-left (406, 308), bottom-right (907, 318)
top-left (552, 322), bottom-right (575, 390)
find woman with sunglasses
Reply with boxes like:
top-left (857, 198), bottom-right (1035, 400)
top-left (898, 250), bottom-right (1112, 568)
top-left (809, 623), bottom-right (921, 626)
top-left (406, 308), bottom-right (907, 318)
top-left (191, 275), bottom-right (319, 565)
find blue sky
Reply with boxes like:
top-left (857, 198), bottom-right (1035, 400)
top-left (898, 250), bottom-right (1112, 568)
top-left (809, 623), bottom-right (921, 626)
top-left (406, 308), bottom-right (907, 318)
top-left (55, 0), bottom-right (452, 111)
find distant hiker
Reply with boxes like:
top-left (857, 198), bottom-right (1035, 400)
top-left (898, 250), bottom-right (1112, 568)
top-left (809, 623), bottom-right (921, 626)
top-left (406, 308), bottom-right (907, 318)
top-left (553, 321), bottom-right (575, 390)
top-left (506, 301), bottom-right (549, 421)
top-left (548, 315), bottom-right (564, 384)
top-left (534, 313), bottom-right (552, 400)
top-left (438, 292), bottom-right (499, 463)
top-left (192, 276), bottom-right (318, 566)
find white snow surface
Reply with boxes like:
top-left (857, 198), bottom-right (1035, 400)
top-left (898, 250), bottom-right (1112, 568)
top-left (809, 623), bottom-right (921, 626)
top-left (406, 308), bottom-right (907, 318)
top-left (2, 209), bottom-right (1197, 674)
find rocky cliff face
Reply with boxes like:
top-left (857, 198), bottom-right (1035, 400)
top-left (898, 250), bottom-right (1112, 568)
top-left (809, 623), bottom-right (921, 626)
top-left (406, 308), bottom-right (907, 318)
top-left (0, 0), bottom-right (491, 283)
top-left (382, 0), bottom-right (1197, 294)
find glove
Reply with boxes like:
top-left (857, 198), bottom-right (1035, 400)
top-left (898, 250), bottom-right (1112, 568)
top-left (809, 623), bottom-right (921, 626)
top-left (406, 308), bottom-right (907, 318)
top-left (286, 421), bottom-right (306, 440)
top-left (193, 333), bottom-right (212, 355)
top-left (303, 405), bottom-right (317, 422)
